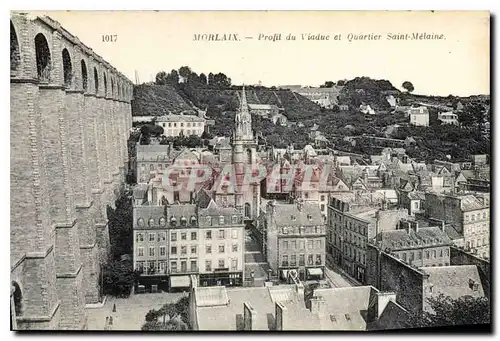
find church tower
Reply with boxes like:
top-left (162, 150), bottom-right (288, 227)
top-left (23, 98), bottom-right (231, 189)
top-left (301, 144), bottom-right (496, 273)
top-left (232, 86), bottom-right (260, 221)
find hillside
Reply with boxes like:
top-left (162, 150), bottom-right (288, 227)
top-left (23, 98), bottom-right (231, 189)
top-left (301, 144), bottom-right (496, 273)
top-left (132, 84), bottom-right (195, 116)
top-left (132, 68), bottom-right (490, 161)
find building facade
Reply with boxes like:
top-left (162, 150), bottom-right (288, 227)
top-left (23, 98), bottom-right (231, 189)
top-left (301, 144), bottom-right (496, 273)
top-left (132, 189), bottom-right (246, 291)
top-left (259, 201), bottom-right (326, 282)
top-left (408, 107), bottom-right (429, 127)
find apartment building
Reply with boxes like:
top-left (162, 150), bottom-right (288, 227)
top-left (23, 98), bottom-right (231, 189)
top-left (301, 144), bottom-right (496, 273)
top-left (258, 200), bottom-right (326, 282)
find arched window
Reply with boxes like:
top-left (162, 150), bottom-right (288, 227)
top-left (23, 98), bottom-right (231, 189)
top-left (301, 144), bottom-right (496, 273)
top-left (35, 33), bottom-right (51, 82)
top-left (110, 77), bottom-right (114, 97)
top-left (103, 72), bottom-right (107, 96)
top-left (10, 21), bottom-right (20, 72)
top-left (159, 217), bottom-right (166, 227)
top-left (137, 218), bottom-right (145, 227)
top-left (246, 149), bottom-right (252, 164)
top-left (81, 60), bottom-right (88, 91)
top-left (190, 216), bottom-right (197, 225)
top-left (148, 218), bottom-right (155, 227)
top-left (11, 281), bottom-right (22, 316)
top-left (170, 216), bottom-right (177, 227)
top-left (93, 67), bottom-right (99, 94)
top-left (62, 48), bottom-right (72, 87)
top-left (244, 203), bottom-right (251, 218)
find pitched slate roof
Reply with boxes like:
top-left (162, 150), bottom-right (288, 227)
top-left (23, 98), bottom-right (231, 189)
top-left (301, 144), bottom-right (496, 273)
top-left (421, 265), bottom-right (485, 311)
top-left (459, 195), bottom-right (485, 211)
top-left (133, 205), bottom-right (165, 229)
top-left (193, 285), bottom-right (303, 330)
top-left (271, 202), bottom-right (324, 226)
top-left (378, 226), bottom-right (452, 251)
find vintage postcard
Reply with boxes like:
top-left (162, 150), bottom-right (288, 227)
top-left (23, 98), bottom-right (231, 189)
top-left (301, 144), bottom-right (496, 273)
top-left (10, 10), bottom-right (490, 331)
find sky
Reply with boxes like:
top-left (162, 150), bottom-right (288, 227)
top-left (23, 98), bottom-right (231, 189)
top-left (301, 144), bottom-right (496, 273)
top-left (27, 10), bottom-right (490, 96)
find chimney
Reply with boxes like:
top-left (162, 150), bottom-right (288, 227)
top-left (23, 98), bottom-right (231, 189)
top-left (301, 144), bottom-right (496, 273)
top-left (275, 302), bottom-right (288, 331)
top-left (243, 302), bottom-right (258, 331)
top-left (375, 292), bottom-right (397, 319)
top-left (309, 296), bottom-right (327, 316)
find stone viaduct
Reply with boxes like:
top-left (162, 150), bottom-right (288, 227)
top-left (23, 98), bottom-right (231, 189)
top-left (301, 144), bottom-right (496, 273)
top-left (10, 12), bottom-right (133, 329)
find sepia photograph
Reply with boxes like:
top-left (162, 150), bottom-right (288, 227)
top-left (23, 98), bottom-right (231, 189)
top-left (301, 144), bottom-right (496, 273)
top-left (9, 9), bottom-right (491, 332)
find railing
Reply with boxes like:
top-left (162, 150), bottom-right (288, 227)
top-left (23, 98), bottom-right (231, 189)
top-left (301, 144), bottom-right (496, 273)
top-left (169, 266), bottom-right (199, 274)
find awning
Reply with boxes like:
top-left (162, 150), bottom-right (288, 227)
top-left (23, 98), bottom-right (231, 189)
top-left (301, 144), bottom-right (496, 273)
top-left (170, 275), bottom-right (191, 288)
top-left (307, 268), bottom-right (323, 276)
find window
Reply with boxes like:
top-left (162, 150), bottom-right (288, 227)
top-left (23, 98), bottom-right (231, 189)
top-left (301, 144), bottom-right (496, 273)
top-left (418, 251), bottom-right (422, 260)
top-left (191, 260), bottom-right (197, 271)
top-left (137, 247), bottom-right (144, 257)
top-left (316, 254), bottom-right (322, 265)
top-left (191, 232), bottom-right (197, 241)
top-left (291, 254), bottom-right (297, 266)
top-left (206, 216), bottom-right (212, 226)
top-left (231, 229), bottom-right (238, 239)
top-left (181, 246), bottom-right (187, 255)
top-left (432, 250), bottom-right (436, 258)
top-left (283, 241), bottom-right (288, 250)
top-left (291, 241), bottom-right (297, 249)
top-left (321, 195), bottom-right (325, 201)
top-left (159, 232), bottom-right (166, 241)
top-left (205, 260), bottom-right (212, 271)
top-left (205, 230), bottom-right (212, 240)
top-left (219, 216), bottom-right (225, 225)
top-left (181, 232), bottom-right (187, 240)
top-left (308, 240), bottom-right (313, 249)
top-left (299, 254), bottom-right (305, 266)
top-left (149, 246), bottom-right (155, 257)
top-left (219, 244), bottom-right (225, 253)
top-left (191, 245), bottom-right (197, 254)
top-left (232, 244), bottom-right (238, 252)
top-left (150, 164), bottom-right (154, 171)
top-left (321, 204), bottom-right (325, 212)
top-left (218, 230), bottom-right (225, 239)
top-left (308, 254), bottom-right (314, 265)
top-left (316, 240), bottom-right (322, 249)
top-left (299, 241), bottom-right (305, 249)
top-left (136, 233), bottom-right (144, 242)
top-left (160, 246), bottom-right (166, 257)
top-left (231, 258), bottom-right (238, 270)
top-left (231, 215), bottom-right (238, 224)
top-left (218, 259), bottom-right (225, 269)
top-left (171, 232), bottom-right (177, 241)
top-left (171, 261), bottom-right (177, 272)
top-left (282, 255), bottom-right (289, 266)
top-left (149, 233), bottom-right (155, 242)
top-left (402, 253), bottom-right (407, 261)
top-left (171, 246), bottom-right (177, 255)
top-left (439, 249), bottom-right (443, 257)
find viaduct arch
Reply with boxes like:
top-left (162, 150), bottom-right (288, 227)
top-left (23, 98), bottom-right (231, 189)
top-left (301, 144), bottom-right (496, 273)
top-left (10, 13), bottom-right (133, 330)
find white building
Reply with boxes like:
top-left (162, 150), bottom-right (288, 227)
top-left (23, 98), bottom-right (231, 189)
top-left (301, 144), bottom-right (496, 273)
top-left (408, 107), bottom-right (429, 127)
top-left (438, 111), bottom-right (459, 125)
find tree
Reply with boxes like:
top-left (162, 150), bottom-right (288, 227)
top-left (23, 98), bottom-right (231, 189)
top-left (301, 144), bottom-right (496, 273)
top-left (141, 296), bottom-right (191, 331)
top-left (178, 66), bottom-right (192, 79)
top-left (102, 260), bottom-right (136, 298)
top-left (322, 81), bottom-right (335, 88)
top-left (199, 73), bottom-right (208, 86)
top-left (166, 69), bottom-right (179, 85)
top-left (409, 294), bottom-right (490, 328)
top-left (155, 71), bottom-right (167, 85)
top-left (337, 80), bottom-right (346, 86)
top-left (402, 81), bottom-right (415, 93)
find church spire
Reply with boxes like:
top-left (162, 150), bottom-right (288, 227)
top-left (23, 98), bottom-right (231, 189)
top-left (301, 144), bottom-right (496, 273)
top-left (234, 85), bottom-right (253, 141)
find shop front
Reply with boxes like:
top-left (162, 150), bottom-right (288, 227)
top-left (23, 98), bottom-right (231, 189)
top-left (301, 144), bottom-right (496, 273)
top-left (199, 270), bottom-right (243, 287)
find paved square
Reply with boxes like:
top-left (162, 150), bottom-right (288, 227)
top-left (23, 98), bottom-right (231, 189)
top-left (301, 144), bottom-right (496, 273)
top-left (86, 292), bottom-right (187, 330)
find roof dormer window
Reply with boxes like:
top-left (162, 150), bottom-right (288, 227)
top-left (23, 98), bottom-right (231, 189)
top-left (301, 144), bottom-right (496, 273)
top-left (180, 216), bottom-right (187, 226)
top-left (291, 215), bottom-right (296, 221)
top-left (170, 216), bottom-right (177, 227)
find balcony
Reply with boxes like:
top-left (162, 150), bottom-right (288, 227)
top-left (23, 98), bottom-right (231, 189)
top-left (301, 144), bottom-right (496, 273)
top-left (169, 266), bottom-right (199, 274)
